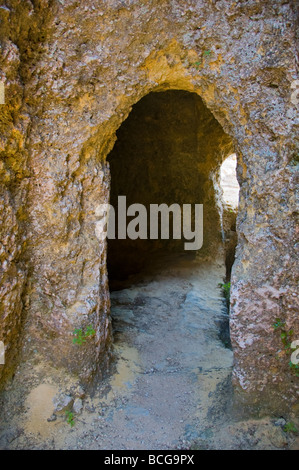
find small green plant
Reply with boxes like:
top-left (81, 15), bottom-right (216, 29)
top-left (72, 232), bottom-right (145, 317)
top-left (85, 325), bottom-right (96, 336)
top-left (272, 318), bottom-right (285, 330)
top-left (272, 319), bottom-right (293, 352)
top-left (283, 421), bottom-right (298, 434)
top-left (272, 319), bottom-right (299, 378)
top-left (73, 328), bottom-right (84, 345)
top-left (289, 154), bottom-right (299, 167)
top-left (219, 281), bottom-right (231, 301)
top-left (192, 50), bottom-right (213, 69)
top-left (289, 361), bottom-right (299, 377)
top-left (192, 60), bottom-right (201, 69)
top-left (65, 410), bottom-right (75, 428)
top-left (218, 281), bottom-right (231, 311)
top-left (72, 325), bottom-right (96, 345)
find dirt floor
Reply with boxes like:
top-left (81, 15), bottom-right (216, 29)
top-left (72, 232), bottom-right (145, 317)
top-left (0, 250), bottom-right (298, 450)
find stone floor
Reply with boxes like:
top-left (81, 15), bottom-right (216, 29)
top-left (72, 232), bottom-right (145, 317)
top-left (0, 250), bottom-right (297, 450)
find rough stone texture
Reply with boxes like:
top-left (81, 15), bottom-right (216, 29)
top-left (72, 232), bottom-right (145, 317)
top-left (52, 392), bottom-right (73, 412)
top-left (0, 0), bottom-right (298, 413)
top-left (0, 0), bottom-right (56, 384)
top-left (72, 397), bottom-right (83, 414)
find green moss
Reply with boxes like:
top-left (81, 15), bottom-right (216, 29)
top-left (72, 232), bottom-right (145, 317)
top-left (289, 154), bottom-right (299, 167)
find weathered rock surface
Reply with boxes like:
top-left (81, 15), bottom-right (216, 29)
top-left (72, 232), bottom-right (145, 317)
top-left (52, 392), bottom-right (73, 413)
top-left (73, 397), bottom-right (83, 414)
top-left (0, 0), bottom-right (298, 414)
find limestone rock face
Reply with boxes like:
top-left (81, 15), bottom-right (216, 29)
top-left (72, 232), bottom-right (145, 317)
top-left (0, 0), bottom-right (298, 413)
top-left (0, 1), bottom-right (55, 383)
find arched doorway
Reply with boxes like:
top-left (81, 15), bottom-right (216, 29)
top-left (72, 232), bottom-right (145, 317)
top-left (106, 90), bottom-right (235, 288)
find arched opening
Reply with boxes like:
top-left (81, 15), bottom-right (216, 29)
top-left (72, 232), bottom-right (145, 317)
top-left (107, 90), bottom-right (235, 288)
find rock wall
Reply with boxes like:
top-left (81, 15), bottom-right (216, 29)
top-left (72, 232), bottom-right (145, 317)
top-left (0, 0), bottom-right (56, 383)
top-left (0, 0), bottom-right (298, 412)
